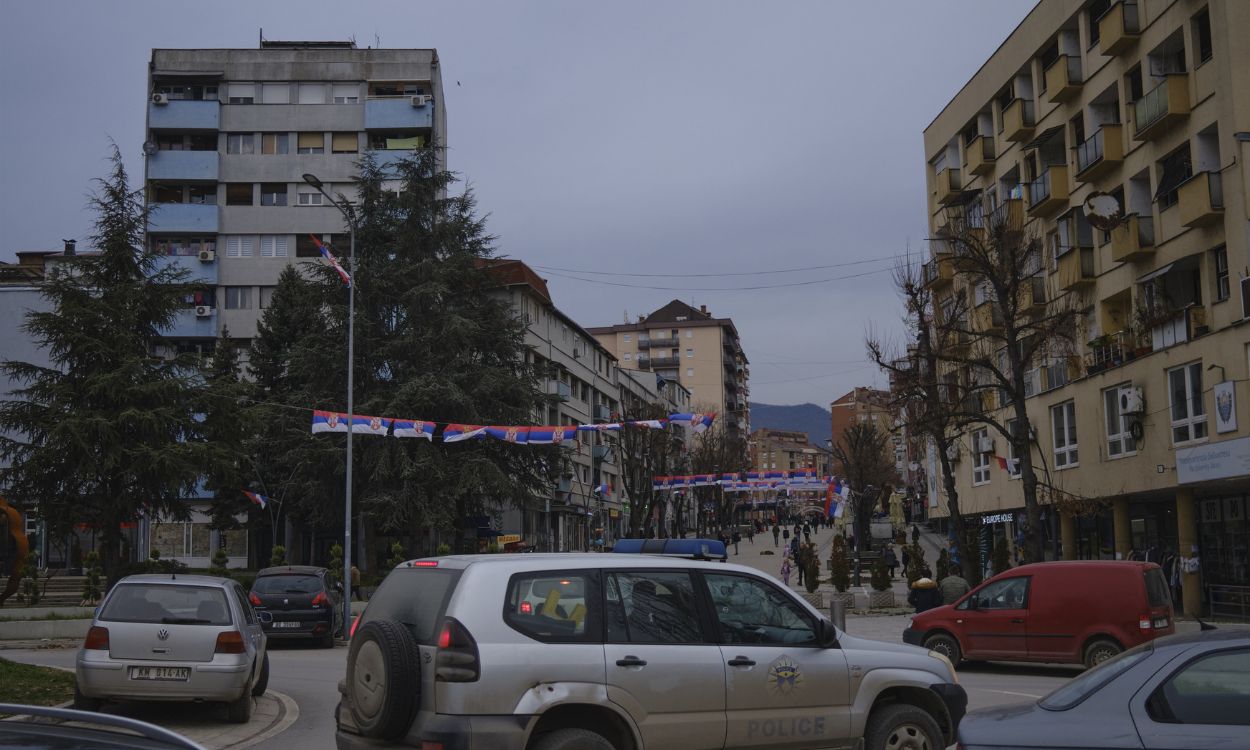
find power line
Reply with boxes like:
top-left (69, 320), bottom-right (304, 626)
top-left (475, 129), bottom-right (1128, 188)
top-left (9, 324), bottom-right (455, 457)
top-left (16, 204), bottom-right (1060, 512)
top-left (536, 266), bottom-right (893, 292)
top-left (531, 256), bottom-right (895, 278)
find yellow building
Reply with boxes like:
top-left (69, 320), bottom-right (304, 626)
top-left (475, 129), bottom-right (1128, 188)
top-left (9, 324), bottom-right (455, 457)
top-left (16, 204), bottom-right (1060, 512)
top-left (922, 0), bottom-right (1250, 617)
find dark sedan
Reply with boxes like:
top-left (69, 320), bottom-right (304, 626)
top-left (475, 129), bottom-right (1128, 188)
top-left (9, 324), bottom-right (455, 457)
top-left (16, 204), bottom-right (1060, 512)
top-left (958, 628), bottom-right (1250, 749)
top-left (249, 565), bottom-right (342, 647)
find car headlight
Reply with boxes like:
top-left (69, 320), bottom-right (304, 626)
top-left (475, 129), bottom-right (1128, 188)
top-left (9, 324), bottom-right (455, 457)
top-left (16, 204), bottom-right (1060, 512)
top-left (928, 650), bottom-right (959, 684)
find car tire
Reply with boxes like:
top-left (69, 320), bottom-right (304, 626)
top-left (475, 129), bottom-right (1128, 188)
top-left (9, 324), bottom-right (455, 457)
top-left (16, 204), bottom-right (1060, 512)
top-left (923, 632), bottom-right (962, 666)
top-left (346, 619), bottom-right (420, 741)
top-left (864, 703), bottom-right (943, 750)
top-left (73, 685), bottom-right (101, 712)
top-left (319, 632), bottom-right (336, 649)
top-left (1083, 638), bottom-right (1122, 669)
top-left (530, 728), bottom-right (615, 750)
top-left (226, 689), bottom-right (254, 724)
top-left (252, 653), bottom-right (270, 697)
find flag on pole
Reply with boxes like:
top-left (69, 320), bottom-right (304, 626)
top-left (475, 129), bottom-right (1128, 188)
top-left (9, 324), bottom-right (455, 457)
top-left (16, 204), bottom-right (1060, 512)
top-left (443, 424), bottom-right (487, 442)
top-left (824, 482), bottom-right (836, 517)
top-left (309, 234), bottom-right (351, 287)
top-left (393, 419), bottom-right (435, 440)
top-left (311, 410), bottom-right (351, 433)
top-left (242, 490), bottom-right (269, 509)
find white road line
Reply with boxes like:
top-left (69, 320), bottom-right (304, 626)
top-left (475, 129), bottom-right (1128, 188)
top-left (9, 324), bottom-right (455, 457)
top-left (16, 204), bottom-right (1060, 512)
top-left (969, 687), bottom-right (1043, 699)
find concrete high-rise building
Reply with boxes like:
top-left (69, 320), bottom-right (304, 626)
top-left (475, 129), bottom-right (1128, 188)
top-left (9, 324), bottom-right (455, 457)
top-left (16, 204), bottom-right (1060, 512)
top-left (922, 0), bottom-right (1249, 615)
top-left (830, 388), bottom-right (895, 449)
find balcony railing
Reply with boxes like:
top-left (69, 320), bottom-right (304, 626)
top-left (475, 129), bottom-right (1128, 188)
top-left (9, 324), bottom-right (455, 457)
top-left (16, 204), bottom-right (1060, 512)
top-left (1044, 55), bottom-right (1082, 102)
top-left (1002, 99), bottom-right (1036, 142)
top-left (1099, 1), bottom-right (1141, 56)
top-left (1150, 305), bottom-right (1209, 351)
top-left (1074, 124), bottom-right (1124, 181)
top-left (1110, 213), bottom-right (1155, 262)
top-left (1178, 171), bottom-right (1224, 227)
top-left (1058, 245), bottom-right (1096, 290)
top-left (1027, 166), bottom-right (1069, 215)
top-left (1086, 331), bottom-right (1129, 374)
top-left (1133, 75), bottom-right (1189, 140)
top-left (965, 136), bottom-right (995, 176)
top-left (648, 355), bottom-right (680, 368)
top-left (935, 168), bottom-right (966, 205)
top-left (638, 336), bottom-right (678, 349)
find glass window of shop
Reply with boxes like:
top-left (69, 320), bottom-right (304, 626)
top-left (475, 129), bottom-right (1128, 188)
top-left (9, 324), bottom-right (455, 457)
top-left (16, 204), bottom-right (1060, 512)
top-left (1197, 496), bottom-right (1249, 586)
top-left (1128, 501), bottom-right (1178, 561)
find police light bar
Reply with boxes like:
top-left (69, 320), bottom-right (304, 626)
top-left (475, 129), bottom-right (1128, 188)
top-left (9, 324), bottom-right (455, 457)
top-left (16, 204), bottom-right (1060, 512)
top-left (611, 538), bottom-right (728, 561)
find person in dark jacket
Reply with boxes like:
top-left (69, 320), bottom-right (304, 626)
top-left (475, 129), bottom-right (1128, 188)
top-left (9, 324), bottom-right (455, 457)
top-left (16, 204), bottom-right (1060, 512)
top-left (885, 547), bottom-right (899, 579)
top-left (908, 577), bottom-right (943, 613)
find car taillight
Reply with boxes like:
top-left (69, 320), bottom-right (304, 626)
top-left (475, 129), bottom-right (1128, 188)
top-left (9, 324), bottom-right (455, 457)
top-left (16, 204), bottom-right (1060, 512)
top-left (435, 617), bottom-right (479, 682)
top-left (519, 601), bottom-right (532, 615)
top-left (411, 560), bottom-right (439, 567)
top-left (312, 592), bottom-right (327, 607)
top-left (84, 626), bottom-right (109, 650)
top-left (1139, 614), bottom-right (1153, 631)
top-left (349, 614), bottom-right (361, 638)
top-left (249, 592), bottom-right (262, 606)
top-left (215, 631), bottom-right (246, 654)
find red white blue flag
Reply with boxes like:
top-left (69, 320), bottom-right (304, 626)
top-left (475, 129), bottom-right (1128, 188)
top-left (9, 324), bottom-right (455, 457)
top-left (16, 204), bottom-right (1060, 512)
top-left (669, 412), bottom-right (716, 433)
top-left (350, 415), bottom-right (391, 436)
top-left (527, 426), bottom-right (577, 445)
top-left (309, 234), bottom-right (351, 287)
top-left (629, 419), bottom-right (667, 429)
top-left (577, 423), bottom-right (622, 432)
top-left (242, 490), bottom-right (269, 509)
top-left (486, 426), bottom-right (530, 444)
top-left (393, 419), bottom-right (434, 440)
top-left (443, 424), bottom-right (487, 442)
top-left (311, 410), bottom-right (351, 433)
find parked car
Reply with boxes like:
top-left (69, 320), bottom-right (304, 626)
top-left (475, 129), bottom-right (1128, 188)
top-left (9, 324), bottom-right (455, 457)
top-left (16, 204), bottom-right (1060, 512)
top-left (336, 544), bottom-right (967, 750)
top-left (903, 560), bottom-right (1175, 668)
top-left (74, 574), bottom-right (269, 724)
top-left (0, 702), bottom-right (206, 749)
top-left (959, 628), bottom-right (1250, 749)
top-left (249, 565), bottom-right (342, 647)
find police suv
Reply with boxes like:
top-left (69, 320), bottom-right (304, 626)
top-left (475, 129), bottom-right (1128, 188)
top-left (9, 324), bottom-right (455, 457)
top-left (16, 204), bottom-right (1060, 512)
top-left (336, 539), bottom-right (965, 750)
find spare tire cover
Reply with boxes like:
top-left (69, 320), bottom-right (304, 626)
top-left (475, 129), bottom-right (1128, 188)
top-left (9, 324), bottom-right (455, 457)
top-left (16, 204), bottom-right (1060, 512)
top-left (346, 619), bottom-right (420, 740)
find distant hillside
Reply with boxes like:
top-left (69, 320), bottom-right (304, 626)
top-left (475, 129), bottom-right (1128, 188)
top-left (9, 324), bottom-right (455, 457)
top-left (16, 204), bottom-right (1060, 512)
top-left (749, 402), bottom-right (831, 446)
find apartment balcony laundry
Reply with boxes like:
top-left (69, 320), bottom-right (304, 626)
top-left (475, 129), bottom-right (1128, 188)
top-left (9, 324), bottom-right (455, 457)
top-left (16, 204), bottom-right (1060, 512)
top-left (148, 99), bottom-right (219, 131)
top-left (935, 168), bottom-right (968, 206)
top-left (1057, 246), bottom-right (1095, 290)
top-left (147, 203), bottom-right (218, 234)
top-left (1044, 56), bottom-right (1082, 103)
top-left (1002, 99), bottom-right (1035, 143)
top-left (1026, 165), bottom-right (1069, 217)
top-left (1074, 125), bottom-right (1124, 182)
top-left (964, 136), bottom-right (995, 176)
top-left (1109, 214), bottom-right (1155, 262)
top-left (364, 97), bottom-right (435, 130)
top-left (1132, 75), bottom-right (1189, 142)
top-left (1098, 1), bottom-right (1141, 56)
top-left (147, 150), bottom-right (219, 182)
top-left (1178, 172), bottom-right (1224, 227)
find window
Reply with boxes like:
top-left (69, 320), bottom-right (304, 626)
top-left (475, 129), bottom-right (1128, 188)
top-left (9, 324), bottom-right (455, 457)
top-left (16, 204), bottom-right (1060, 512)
top-left (233, 584), bottom-right (257, 625)
top-left (1104, 385), bottom-right (1137, 458)
top-left (224, 236), bottom-right (254, 258)
top-left (1041, 642), bottom-right (1152, 711)
top-left (260, 235), bottom-right (288, 258)
top-left (1214, 246), bottom-right (1229, 302)
top-left (225, 133), bottom-right (254, 155)
top-left (702, 573), bottom-right (815, 645)
top-left (260, 83), bottom-right (289, 104)
top-left (1193, 8), bottom-right (1213, 64)
top-left (225, 183), bottom-right (253, 206)
top-left (297, 190), bottom-right (323, 206)
top-left (1051, 401), bottom-right (1078, 468)
top-left (261, 132), bottom-right (289, 155)
top-left (226, 83), bottom-right (255, 104)
top-left (686, 368), bottom-right (694, 377)
top-left (259, 183), bottom-right (287, 207)
top-left (188, 185), bottom-right (215, 204)
top-left (297, 132), bottom-right (324, 154)
top-left (1149, 648), bottom-right (1250, 726)
top-left (686, 348), bottom-right (693, 358)
top-left (686, 329), bottom-right (693, 338)
top-left (606, 571), bottom-right (703, 644)
top-left (963, 576), bottom-right (1030, 611)
top-left (259, 287), bottom-right (276, 309)
top-left (369, 81), bottom-right (428, 98)
top-left (623, 334), bottom-right (631, 342)
top-left (1087, 0), bottom-right (1109, 49)
top-left (1156, 146), bottom-right (1192, 210)
top-left (972, 428), bottom-right (991, 485)
top-left (224, 287), bottom-right (251, 310)
top-left (153, 83), bottom-right (217, 101)
top-left (1169, 362), bottom-right (1207, 444)
top-left (100, 583), bottom-right (230, 625)
top-left (332, 84), bottom-right (359, 104)
top-left (504, 571), bottom-right (598, 643)
top-left (331, 133), bottom-right (358, 154)
top-left (1006, 419), bottom-right (1022, 478)
top-left (296, 235), bottom-right (321, 258)
top-left (623, 353), bottom-right (631, 361)
top-left (152, 237), bottom-right (215, 257)
top-left (297, 83), bottom-right (325, 104)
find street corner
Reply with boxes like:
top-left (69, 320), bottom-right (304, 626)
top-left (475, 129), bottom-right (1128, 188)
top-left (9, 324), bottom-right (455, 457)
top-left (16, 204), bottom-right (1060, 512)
top-left (99, 690), bottom-right (298, 750)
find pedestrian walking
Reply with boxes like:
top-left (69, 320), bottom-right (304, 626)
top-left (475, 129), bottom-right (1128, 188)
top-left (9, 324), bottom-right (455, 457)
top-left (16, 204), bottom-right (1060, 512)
top-left (781, 554), bottom-right (792, 587)
top-left (939, 572), bottom-right (971, 604)
top-left (796, 545), bottom-right (807, 587)
top-left (350, 564), bottom-right (361, 600)
top-left (901, 546), bottom-right (911, 573)
top-left (731, 530), bottom-right (741, 555)
top-left (789, 535), bottom-right (800, 559)
top-left (782, 526), bottom-right (790, 545)
top-left (747, 526), bottom-right (755, 544)
top-left (908, 577), bottom-right (942, 613)
top-left (772, 523), bottom-right (780, 547)
top-left (885, 547), bottom-right (898, 579)
top-left (803, 522), bottom-right (812, 544)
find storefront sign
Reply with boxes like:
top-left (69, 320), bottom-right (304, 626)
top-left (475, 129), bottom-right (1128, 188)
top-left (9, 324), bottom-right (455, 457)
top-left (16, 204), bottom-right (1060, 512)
top-left (1214, 380), bottom-right (1237, 434)
top-left (497, 534), bottom-right (521, 545)
top-left (1177, 435), bottom-right (1250, 484)
top-left (982, 512), bottom-right (1014, 525)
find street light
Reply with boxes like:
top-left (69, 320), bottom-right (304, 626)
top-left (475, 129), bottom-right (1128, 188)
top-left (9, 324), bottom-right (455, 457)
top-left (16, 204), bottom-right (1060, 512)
top-left (302, 173), bottom-right (356, 639)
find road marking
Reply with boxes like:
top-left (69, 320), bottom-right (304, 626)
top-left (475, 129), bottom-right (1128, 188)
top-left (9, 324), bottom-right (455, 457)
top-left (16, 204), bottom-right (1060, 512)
top-left (969, 687), bottom-right (1043, 699)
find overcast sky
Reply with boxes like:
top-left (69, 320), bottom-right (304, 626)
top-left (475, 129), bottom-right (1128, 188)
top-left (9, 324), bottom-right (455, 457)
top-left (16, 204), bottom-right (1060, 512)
top-left (0, 0), bottom-right (1034, 407)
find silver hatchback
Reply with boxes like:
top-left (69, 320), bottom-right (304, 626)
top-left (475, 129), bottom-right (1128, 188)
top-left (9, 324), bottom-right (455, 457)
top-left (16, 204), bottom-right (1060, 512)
top-left (75, 574), bottom-right (270, 723)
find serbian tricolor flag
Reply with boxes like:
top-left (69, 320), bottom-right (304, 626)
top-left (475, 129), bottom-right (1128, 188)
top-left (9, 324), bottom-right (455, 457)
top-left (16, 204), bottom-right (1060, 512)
top-left (309, 234), bottom-right (351, 287)
top-left (443, 424), bottom-right (487, 442)
top-left (350, 415), bottom-right (391, 436)
top-left (764, 470), bottom-right (785, 480)
top-left (995, 456), bottom-right (1008, 471)
top-left (528, 426), bottom-right (577, 445)
top-left (242, 490), bottom-right (269, 509)
top-left (577, 423), bottom-right (622, 432)
top-left (652, 477), bottom-right (669, 491)
top-left (718, 473), bottom-right (742, 485)
top-left (486, 426), bottom-right (530, 444)
top-left (669, 476), bottom-right (690, 487)
top-left (594, 483), bottom-right (610, 496)
top-left (670, 412), bottom-right (715, 433)
top-left (312, 410), bottom-right (351, 433)
top-left (746, 471), bottom-right (763, 480)
top-left (393, 419), bottom-right (434, 440)
top-left (629, 419), bottom-right (667, 429)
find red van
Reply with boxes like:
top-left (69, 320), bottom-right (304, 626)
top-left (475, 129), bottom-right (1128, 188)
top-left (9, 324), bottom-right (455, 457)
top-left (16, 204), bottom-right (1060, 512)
top-left (902, 561), bottom-right (1174, 669)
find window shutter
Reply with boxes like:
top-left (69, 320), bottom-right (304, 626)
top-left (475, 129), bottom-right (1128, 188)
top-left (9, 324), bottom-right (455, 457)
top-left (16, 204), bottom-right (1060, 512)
top-left (297, 132), bottom-right (323, 150)
top-left (227, 83), bottom-right (254, 100)
top-left (331, 133), bottom-right (358, 153)
top-left (226, 236), bottom-right (241, 258)
top-left (273, 235), bottom-right (288, 258)
top-left (261, 236), bottom-right (274, 258)
top-left (240, 236), bottom-right (254, 258)
top-left (261, 83), bottom-right (289, 104)
top-left (332, 84), bottom-right (358, 102)
top-left (298, 84), bottom-right (324, 104)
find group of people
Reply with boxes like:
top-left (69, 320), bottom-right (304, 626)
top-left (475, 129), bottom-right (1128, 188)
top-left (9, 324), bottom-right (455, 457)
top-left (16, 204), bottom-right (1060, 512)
top-left (771, 519), bottom-right (823, 549)
top-left (908, 566), bottom-right (971, 613)
top-left (779, 540), bottom-right (819, 588)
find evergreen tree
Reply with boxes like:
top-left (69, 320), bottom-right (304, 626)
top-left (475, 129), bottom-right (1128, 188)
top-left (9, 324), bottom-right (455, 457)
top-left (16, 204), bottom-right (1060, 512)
top-left (0, 146), bottom-right (205, 582)
top-left (828, 536), bottom-right (851, 593)
top-left (201, 329), bottom-right (251, 530)
top-left (870, 555), bottom-right (892, 592)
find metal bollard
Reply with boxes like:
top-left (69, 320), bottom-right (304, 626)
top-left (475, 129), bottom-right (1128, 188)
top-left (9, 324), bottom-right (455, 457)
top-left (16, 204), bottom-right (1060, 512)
top-left (829, 598), bottom-right (846, 631)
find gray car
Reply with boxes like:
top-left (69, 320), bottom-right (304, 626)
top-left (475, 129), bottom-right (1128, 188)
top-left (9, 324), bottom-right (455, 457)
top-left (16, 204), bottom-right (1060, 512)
top-left (958, 629), bottom-right (1250, 750)
top-left (75, 574), bottom-right (270, 723)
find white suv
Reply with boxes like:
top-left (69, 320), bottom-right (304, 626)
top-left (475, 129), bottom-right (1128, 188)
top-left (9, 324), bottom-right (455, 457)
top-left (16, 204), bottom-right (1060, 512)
top-left (336, 550), bottom-right (966, 750)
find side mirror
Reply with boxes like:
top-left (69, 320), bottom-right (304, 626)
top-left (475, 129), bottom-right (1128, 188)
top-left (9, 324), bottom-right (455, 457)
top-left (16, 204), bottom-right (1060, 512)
top-left (818, 619), bottom-right (839, 648)
top-left (258, 611), bottom-right (273, 624)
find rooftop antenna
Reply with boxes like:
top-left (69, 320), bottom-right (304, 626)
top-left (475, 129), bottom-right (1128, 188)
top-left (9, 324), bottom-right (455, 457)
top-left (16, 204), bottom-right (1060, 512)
top-left (375, 33), bottom-right (381, 48)
top-left (259, 27), bottom-right (263, 47)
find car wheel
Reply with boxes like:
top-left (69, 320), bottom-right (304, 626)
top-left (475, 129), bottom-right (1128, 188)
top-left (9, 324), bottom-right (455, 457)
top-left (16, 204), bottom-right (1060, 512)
top-left (251, 653), bottom-right (270, 697)
top-left (864, 703), bottom-right (943, 750)
top-left (531, 728), bottom-right (615, 750)
top-left (1084, 638), bottom-right (1122, 669)
top-left (923, 632), bottom-right (962, 666)
top-left (319, 632), bottom-right (336, 649)
top-left (226, 689), bottom-right (254, 724)
top-left (346, 619), bottom-right (420, 741)
top-left (73, 685), bottom-right (101, 712)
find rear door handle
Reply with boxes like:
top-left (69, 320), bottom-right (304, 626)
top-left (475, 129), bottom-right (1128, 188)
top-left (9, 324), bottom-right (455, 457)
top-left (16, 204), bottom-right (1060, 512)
top-left (727, 657), bottom-right (756, 667)
top-left (616, 656), bottom-right (647, 667)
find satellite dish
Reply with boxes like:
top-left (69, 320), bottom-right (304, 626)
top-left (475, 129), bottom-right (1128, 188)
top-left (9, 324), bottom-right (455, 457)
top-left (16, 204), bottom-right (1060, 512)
top-left (1083, 191), bottom-right (1123, 231)
top-left (142, 141), bottom-right (159, 156)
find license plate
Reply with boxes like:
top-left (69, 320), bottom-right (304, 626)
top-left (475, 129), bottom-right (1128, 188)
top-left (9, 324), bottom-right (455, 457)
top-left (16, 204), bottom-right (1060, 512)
top-left (272, 621), bottom-right (301, 629)
top-left (1153, 617), bottom-right (1169, 628)
top-left (129, 666), bottom-right (189, 681)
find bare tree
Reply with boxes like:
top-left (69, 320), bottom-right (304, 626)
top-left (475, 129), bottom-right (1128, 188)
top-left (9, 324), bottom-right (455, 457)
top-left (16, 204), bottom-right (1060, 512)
top-left (688, 424), bottom-right (748, 533)
top-left (831, 422), bottom-right (895, 549)
top-left (617, 402), bottom-right (685, 538)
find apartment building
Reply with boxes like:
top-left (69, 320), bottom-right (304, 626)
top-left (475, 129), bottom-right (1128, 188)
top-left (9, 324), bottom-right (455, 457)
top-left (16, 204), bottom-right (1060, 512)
top-left (749, 428), bottom-right (831, 475)
top-left (589, 300), bottom-right (750, 441)
top-left (923, 0), bottom-right (1249, 616)
top-left (830, 387), bottom-right (896, 449)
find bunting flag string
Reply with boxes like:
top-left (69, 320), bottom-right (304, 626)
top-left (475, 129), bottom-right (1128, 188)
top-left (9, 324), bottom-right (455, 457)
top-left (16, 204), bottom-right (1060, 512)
top-left (309, 410), bottom-right (710, 443)
top-left (241, 489), bottom-right (269, 509)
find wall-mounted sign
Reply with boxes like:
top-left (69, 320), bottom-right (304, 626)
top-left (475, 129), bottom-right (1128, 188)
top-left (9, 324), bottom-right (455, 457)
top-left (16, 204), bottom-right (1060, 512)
top-left (982, 512), bottom-right (1014, 525)
top-left (1177, 435), bottom-right (1250, 484)
top-left (1214, 380), bottom-right (1237, 434)
top-left (497, 534), bottom-right (522, 545)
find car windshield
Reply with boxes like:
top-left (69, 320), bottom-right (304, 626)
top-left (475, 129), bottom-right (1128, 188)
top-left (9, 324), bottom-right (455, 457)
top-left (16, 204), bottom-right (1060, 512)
top-left (1039, 641), bottom-right (1154, 711)
top-left (100, 583), bottom-right (232, 625)
top-left (253, 574), bottom-right (321, 594)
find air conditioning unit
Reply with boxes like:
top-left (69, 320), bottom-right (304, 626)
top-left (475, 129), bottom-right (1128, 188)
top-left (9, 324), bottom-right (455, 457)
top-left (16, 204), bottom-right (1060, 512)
top-left (976, 435), bottom-right (996, 454)
top-left (946, 443), bottom-right (961, 462)
top-left (197, 249), bottom-right (215, 263)
top-left (194, 305), bottom-right (212, 317)
top-left (1119, 385), bottom-right (1145, 415)
top-left (151, 92), bottom-right (169, 105)
top-left (409, 95), bottom-right (431, 107)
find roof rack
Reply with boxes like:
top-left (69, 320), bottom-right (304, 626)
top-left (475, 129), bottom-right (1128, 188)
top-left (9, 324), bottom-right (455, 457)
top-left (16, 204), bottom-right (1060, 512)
top-left (611, 538), bottom-right (728, 562)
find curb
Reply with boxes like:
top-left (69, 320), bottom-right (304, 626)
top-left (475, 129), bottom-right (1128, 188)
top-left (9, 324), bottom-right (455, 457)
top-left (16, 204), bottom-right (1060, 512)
top-left (228, 690), bottom-right (299, 750)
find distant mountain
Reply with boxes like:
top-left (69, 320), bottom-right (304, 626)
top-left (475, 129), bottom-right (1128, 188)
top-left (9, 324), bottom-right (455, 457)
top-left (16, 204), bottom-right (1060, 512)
top-left (749, 402), bottom-right (831, 446)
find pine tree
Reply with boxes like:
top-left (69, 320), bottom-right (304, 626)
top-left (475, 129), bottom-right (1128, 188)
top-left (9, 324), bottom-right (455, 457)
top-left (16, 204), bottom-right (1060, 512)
top-left (0, 146), bottom-right (206, 582)
top-left (201, 329), bottom-right (251, 530)
top-left (828, 536), bottom-right (851, 593)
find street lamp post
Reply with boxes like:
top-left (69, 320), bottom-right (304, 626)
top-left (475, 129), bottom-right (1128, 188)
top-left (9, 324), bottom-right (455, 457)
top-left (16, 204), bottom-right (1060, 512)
top-left (302, 173), bottom-right (355, 639)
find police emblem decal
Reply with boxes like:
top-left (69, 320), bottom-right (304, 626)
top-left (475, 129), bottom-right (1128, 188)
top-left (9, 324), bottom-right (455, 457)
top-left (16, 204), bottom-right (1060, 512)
top-left (768, 655), bottom-right (802, 694)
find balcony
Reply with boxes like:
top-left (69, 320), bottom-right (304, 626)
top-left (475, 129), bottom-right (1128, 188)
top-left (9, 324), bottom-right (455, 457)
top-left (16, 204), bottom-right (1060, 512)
top-left (1132, 75), bottom-right (1189, 142)
top-left (922, 254), bottom-right (954, 289)
top-left (1074, 125), bottom-right (1124, 182)
top-left (1085, 331), bottom-right (1130, 375)
top-left (1178, 172), bottom-right (1224, 227)
top-left (965, 136), bottom-right (995, 176)
top-left (164, 308), bottom-right (217, 339)
top-left (1026, 166), bottom-right (1070, 216)
top-left (153, 254), bottom-right (218, 285)
top-left (550, 381), bottom-right (572, 401)
top-left (364, 97), bottom-right (435, 130)
top-left (637, 336), bottom-right (678, 349)
top-left (1150, 305), bottom-right (1209, 351)
top-left (1021, 274), bottom-right (1047, 312)
top-left (989, 198), bottom-right (1025, 233)
top-left (1098, 1), bottom-right (1141, 56)
top-left (147, 203), bottom-right (218, 234)
top-left (935, 168), bottom-right (967, 206)
top-left (1044, 56), bottom-right (1082, 103)
top-left (647, 355), bottom-right (680, 368)
top-left (1002, 99), bottom-right (1035, 143)
top-left (147, 150), bottom-right (218, 182)
top-left (149, 99), bottom-right (219, 131)
top-left (1057, 245), bottom-right (1096, 290)
top-left (1109, 213), bottom-right (1155, 262)
top-left (974, 304), bottom-right (1005, 334)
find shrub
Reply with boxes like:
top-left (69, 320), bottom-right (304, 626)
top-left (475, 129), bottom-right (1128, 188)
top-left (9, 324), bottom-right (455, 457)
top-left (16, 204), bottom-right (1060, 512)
top-left (828, 536), bottom-right (851, 593)
top-left (905, 542), bottom-right (927, 584)
top-left (270, 545), bottom-right (286, 567)
top-left (327, 543), bottom-right (343, 583)
top-left (208, 548), bottom-right (230, 578)
top-left (18, 560), bottom-right (42, 605)
top-left (386, 541), bottom-right (405, 569)
top-left (870, 555), bottom-right (892, 592)
top-left (81, 552), bottom-right (103, 604)
top-left (435, 543), bottom-right (451, 557)
top-left (936, 548), bottom-right (951, 581)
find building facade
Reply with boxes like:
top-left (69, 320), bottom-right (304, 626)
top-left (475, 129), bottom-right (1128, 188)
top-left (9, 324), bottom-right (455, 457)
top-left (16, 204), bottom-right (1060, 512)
top-left (922, 0), bottom-right (1250, 616)
top-left (830, 387), bottom-right (896, 448)
top-left (748, 428), bottom-right (831, 475)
